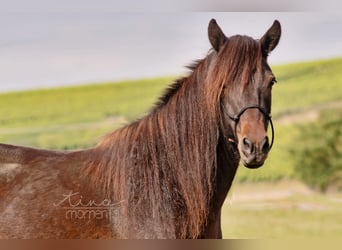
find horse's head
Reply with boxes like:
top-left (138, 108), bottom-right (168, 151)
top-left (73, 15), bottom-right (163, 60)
top-left (208, 19), bottom-right (281, 169)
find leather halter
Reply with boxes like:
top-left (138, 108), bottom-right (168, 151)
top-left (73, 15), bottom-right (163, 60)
top-left (222, 105), bottom-right (274, 151)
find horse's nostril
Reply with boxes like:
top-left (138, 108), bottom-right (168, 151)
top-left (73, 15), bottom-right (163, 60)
top-left (261, 136), bottom-right (270, 153)
top-left (242, 138), bottom-right (253, 153)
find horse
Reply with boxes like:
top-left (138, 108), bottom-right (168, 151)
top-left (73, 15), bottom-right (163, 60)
top-left (0, 19), bottom-right (281, 239)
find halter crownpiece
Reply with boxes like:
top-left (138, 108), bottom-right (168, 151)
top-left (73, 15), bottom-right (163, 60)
top-left (223, 105), bottom-right (275, 151)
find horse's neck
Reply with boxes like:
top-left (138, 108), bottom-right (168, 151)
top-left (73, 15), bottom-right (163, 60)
top-left (199, 136), bottom-right (240, 238)
top-left (213, 135), bottom-right (240, 209)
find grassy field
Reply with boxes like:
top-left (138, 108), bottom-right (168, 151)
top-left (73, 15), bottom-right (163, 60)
top-left (0, 77), bottom-right (173, 149)
top-left (271, 57), bottom-right (342, 116)
top-left (222, 181), bottom-right (342, 238)
top-left (1, 57), bottom-right (342, 238)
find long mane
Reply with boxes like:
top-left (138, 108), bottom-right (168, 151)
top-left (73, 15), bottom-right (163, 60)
top-left (84, 35), bottom-right (262, 238)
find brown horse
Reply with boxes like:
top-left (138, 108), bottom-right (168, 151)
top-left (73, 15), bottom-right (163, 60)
top-left (0, 19), bottom-right (281, 239)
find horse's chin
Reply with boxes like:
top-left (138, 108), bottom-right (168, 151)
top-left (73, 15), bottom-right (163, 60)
top-left (242, 160), bottom-right (264, 169)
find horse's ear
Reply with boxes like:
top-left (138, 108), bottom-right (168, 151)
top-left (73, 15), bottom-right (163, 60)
top-left (208, 19), bottom-right (227, 52)
top-left (260, 20), bottom-right (281, 55)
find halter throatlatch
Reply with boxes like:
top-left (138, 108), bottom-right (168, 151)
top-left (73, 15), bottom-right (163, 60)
top-left (223, 105), bottom-right (274, 151)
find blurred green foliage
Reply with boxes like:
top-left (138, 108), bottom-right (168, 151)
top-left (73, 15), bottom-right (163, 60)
top-left (290, 109), bottom-right (342, 192)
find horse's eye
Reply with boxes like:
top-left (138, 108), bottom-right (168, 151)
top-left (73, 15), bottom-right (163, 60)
top-left (270, 77), bottom-right (277, 86)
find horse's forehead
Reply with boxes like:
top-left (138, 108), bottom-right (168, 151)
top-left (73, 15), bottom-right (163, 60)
top-left (228, 35), bottom-right (258, 47)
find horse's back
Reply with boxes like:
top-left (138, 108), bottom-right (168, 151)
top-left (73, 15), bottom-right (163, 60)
top-left (0, 143), bottom-right (113, 239)
top-left (0, 143), bottom-right (77, 198)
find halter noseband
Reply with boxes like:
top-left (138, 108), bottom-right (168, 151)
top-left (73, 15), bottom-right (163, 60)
top-left (223, 105), bottom-right (274, 151)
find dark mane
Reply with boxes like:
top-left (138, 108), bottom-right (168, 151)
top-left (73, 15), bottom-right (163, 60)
top-left (84, 35), bottom-right (263, 239)
top-left (154, 59), bottom-right (205, 108)
top-left (154, 77), bottom-right (185, 108)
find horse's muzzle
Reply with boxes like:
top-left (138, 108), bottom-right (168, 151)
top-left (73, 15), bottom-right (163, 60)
top-left (240, 136), bottom-right (270, 169)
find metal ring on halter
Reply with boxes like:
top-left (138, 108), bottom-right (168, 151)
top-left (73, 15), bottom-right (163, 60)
top-left (223, 105), bottom-right (275, 151)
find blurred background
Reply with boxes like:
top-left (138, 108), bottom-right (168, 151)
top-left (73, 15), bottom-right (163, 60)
top-left (0, 10), bottom-right (341, 238)
top-left (1, 12), bottom-right (341, 92)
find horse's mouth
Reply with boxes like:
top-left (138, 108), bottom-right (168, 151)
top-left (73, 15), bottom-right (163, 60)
top-left (241, 157), bottom-right (265, 169)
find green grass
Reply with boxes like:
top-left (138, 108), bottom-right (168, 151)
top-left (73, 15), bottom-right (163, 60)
top-left (271, 57), bottom-right (342, 117)
top-left (221, 181), bottom-right (342, 238)
top-left (0, 76), bottom-right (173, 127)
top-left (0, 76), bottom-right (172, 148)
top-left (0, 119), bottom-right (124, 150)
top-left (222, 199), bottom-right (342, 238)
